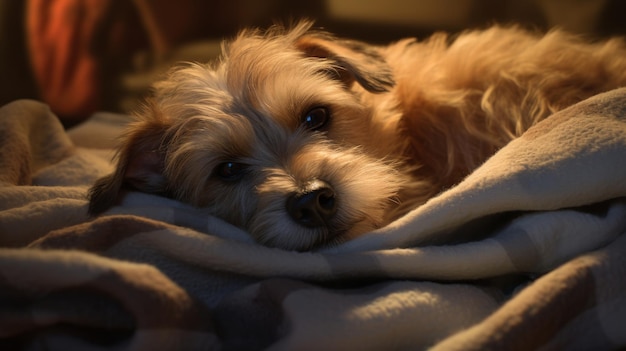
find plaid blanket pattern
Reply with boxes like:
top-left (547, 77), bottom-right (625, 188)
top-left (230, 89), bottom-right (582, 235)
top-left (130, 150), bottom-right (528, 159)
top-left (1, 89), bottom-right (626, 350)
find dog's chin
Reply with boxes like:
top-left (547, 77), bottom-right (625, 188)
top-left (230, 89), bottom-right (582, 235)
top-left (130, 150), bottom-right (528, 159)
top-left (260, 227), bottom-right (347, 252)
top-left (249, 215), bottom-right (380, 251)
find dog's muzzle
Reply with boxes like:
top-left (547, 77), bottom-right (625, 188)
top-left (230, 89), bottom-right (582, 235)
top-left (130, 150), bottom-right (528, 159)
top-left (286, 180), bottom-right (337, 227)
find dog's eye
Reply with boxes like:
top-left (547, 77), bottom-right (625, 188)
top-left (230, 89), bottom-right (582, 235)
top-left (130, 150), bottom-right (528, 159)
top-left (302, 107), bottom-right (329, 131)
top-left (215, 162), bottom-right (248, 181)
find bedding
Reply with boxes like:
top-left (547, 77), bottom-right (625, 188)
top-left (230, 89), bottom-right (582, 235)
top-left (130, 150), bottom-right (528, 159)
top-left (1, 88), bottom-right (626, 350)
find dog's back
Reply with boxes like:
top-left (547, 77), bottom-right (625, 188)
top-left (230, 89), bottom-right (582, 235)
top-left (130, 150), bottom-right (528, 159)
top-left (381, 26), bottom-right (626, 191)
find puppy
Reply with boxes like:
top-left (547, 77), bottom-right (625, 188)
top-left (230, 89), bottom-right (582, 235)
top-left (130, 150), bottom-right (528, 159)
top-left (89, 21), bottom-right (626, 251)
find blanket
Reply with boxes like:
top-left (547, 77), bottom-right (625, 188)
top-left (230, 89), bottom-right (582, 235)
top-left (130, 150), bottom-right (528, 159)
top-left (1, 89), bottom-right (626, 350)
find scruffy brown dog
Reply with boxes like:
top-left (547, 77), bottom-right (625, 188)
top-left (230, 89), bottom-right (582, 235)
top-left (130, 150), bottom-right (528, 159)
top-left (89, 21), bottom-right (626, 251)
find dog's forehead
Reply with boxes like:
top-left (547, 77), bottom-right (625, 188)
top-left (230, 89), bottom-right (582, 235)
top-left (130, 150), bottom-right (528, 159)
top-left (156, 27), bottom-right (353, 129)
top-left (220, 34), bottom-right (341, 123)
top-left (157, 28), bottom-right (361, 161)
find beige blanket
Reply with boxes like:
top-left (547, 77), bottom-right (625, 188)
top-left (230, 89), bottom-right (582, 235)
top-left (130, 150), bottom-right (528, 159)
top-left (1, 89), bottom-right (626, 350)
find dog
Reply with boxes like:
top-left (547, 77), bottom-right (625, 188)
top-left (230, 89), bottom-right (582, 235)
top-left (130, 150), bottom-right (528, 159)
top-left (89, 21), bottom-right (626, 251)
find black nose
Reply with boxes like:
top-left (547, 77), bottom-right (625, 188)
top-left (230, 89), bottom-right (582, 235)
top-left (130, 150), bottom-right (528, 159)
top-left (286, 180), bottom-right (337, 227)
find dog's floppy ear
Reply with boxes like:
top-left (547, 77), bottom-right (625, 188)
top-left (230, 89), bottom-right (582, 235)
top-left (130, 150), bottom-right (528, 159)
top-left (296, 34), bottom-right (395, 93)
top-left (88, 115), bottom-right (170, 215)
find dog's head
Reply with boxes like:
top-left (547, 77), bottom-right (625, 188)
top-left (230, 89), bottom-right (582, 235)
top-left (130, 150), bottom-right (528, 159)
top-left (89, 21), bottom-right (418, 250)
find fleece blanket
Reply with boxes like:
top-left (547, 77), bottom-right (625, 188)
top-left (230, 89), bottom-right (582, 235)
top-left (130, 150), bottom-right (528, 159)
top-left (1, 89), bottom-right (626, 350)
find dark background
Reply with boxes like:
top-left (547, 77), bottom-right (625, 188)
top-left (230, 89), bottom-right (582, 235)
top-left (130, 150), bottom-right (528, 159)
top-left (1, 0), bottom-right (625, 126)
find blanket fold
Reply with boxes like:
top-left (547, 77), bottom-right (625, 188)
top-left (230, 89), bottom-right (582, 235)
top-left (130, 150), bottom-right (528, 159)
top-left (1, 89), bottom-right (626, 349)
top-left (0, 248), bottom-right (218, 350)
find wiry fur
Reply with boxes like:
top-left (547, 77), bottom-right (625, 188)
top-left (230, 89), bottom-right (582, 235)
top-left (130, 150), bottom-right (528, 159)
top-left (89, 21), bottom-right (626, 251)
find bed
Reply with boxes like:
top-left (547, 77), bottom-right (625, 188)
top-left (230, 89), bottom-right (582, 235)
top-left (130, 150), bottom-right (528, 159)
top-left (1, 88), bottom-right (626, 349)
